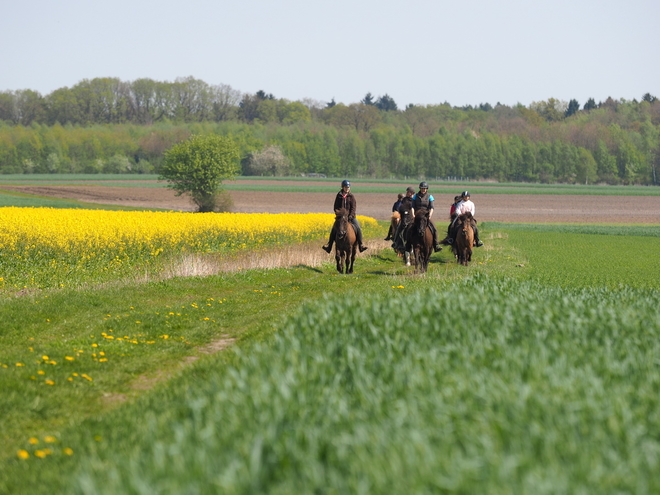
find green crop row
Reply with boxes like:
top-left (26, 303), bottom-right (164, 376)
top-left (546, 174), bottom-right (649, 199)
top-left (48, 276), bottom-right (660, 493)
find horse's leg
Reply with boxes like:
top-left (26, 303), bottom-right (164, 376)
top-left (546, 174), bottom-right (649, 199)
top-left (348, 245), bottom-right (356, 274)
top-left (335, 250), bottom-right (343, 273)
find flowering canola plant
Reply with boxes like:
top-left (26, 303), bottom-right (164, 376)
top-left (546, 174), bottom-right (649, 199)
top-left (0, 207), bottom-right (378, 289)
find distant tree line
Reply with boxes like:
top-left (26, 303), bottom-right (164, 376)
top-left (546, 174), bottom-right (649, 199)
top-left (0, 77), bottom-right (658, 185)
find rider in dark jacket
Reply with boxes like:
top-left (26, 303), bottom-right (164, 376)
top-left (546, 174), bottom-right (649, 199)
top-left (411, 181), bottom-right (442, 252)
top-left (322, 180), bottom-right (368, 253)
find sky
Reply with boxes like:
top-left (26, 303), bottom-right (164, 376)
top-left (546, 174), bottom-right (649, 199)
top-left (1, 0), bottom-right (658, 108)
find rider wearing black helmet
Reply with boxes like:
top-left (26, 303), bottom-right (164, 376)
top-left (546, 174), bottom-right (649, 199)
top-left (411, 181), bottom-right (442, 252)
top-left (322, 180), bottom-right (368, 253)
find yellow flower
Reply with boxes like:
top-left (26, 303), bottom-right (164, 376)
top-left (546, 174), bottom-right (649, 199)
top-left (29, 437), bottom-right (39, 445)
top-left (34, 450), bottom-right (47, 458)
top-left (44, 436), bottom-right (56, 443)
top-left (63, 447), bottom-right (74, 456)
top-left (45, 379), bottom-right (55, 385)
top-left (42, 355), bottom-right (49, 360)
top-left (65, 356), bottom-right (74, 361)
top-left (17, 450), bottom-right (29, 460)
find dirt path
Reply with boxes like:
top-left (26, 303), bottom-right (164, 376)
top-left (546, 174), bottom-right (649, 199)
top-left (2, 184), bottom-right (660, 223)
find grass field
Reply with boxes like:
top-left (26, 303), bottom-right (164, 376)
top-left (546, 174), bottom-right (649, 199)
top-left (1, 179), bottom-right (660, 493)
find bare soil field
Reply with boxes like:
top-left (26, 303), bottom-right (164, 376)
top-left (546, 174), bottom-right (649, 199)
top-left (2, 182), bottom-right (660, 224)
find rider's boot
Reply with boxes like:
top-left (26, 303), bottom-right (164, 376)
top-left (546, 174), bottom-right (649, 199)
top-left (433, 233), bottom-right (443, 252)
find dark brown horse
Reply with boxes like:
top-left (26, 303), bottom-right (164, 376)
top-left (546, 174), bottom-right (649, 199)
top-left (333, 208), bottom-right (358, 274)
top-left (453, 212), bottom-right (474, 266)
top-left (407, 207), bottom-right (433, 273)
top-left (393, 203), bottom-right (414, 266)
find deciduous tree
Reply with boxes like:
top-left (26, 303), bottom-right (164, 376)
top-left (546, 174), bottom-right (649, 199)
top-left (160, 134), bottom-right (240, 212)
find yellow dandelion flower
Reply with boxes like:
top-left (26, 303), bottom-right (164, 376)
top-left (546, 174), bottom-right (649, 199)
top-left (34, 450), bottom-right (47, 458)
top-left (63, 447), bottom-right (74, 456)
top-left (15, 363), bottom-right (24, 367)
top-left (38, 370), bottom-right (45, 375)
top-left (42, 355), bottom-right (49, 360)
top-left (17, 450), bottom-right (30, 460)
top-left (44, 436), bottom-right (56, 443)
top-left (29, 437), bottom-right (39, 445)
top-left (45, 379), bottom-right (55, 385)
top-left (65, 356), bottom-right (74, 361)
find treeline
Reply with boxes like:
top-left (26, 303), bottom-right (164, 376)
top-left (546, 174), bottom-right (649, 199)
top-left (0, 77), bottom-right (659, 185)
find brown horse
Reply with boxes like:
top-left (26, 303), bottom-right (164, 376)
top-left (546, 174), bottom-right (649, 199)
top-left (453, 212), bottom-right (474, 266)
top-left (333, 208), bottom-right (358, 274)
top-left (407, 207), bottom-right (433, 273)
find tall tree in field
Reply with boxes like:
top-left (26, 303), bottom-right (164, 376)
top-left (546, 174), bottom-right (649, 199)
top-left (160, 134), bottom-right (240, 212)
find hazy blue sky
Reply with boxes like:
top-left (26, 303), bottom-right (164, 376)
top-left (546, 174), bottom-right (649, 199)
top-left (2, 0), bottom-right (658, 108)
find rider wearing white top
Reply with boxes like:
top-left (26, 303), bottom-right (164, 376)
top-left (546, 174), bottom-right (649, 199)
top-left (442, 191), bottom-right (483, 247)
top-left (454, 195), bottom-right (475, 217)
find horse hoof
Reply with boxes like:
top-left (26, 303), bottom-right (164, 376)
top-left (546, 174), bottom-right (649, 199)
top-left (406, 262), bottom-right (411, 266)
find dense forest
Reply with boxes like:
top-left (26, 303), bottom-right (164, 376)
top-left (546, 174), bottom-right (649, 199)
top-left (1, 77), bottom-right (659, 185)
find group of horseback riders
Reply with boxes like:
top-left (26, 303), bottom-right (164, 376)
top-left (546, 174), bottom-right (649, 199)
top-left (387, 182), bottom-right (484, 254)
top-left (321, 180), bottom-right (483, 255)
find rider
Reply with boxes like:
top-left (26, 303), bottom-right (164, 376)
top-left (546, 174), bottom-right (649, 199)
top-left (451, 191), bottom-right (484, 247)
top-left (385, 193), bottom-right (404, 240)
top-left (441, 195), bottom-right (462, 245)
top-left (391, 186), bottom-right (415, 251)
top-left (411, 181), bottom-right (442, 252)
top-left (322, 180), bottom-right (368, 253)
top-left (449, 195), bottom-right (462, 220)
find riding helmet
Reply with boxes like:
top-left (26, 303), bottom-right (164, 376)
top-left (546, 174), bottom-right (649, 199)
top-left (419, 181), bottom-right (429, 189)
top-left (341, 180), bottom-right (351, 187)
top-left (406, 186), bottom-right (415, 194)
top-left (461, 190), bottom-right (470, 197)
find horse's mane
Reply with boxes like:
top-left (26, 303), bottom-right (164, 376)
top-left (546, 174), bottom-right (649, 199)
top-left (415, 207), bottom-right (429, 218)
top-left (457, 211), bottom-right (473, 222)
top-left (335, 207), bottom-right (349, 218)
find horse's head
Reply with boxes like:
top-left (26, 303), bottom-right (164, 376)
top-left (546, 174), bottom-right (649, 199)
top-left (400, 204), bottom-right (413, 226)
top-left (335, 208), bottom-right (350, 239)
top-left (414, 207), bottom-right (429, 235)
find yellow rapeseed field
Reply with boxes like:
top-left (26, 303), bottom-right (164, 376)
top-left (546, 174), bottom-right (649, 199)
top-left (0, 207), bottom-right (378, 289)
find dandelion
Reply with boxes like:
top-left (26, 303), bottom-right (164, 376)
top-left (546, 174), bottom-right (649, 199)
top-left (44, 436), bottom-right (56, 443)
top-left (17, 450), bottom-right (29, 460)
top-left (65, 356), bottom-right (74, 361)
top-left (15, 363), bottom-right (24, 367)
top-left (38, 370), bottom-right (45, 375)
top-left (29, 437), bottom-right (39, 445)
top-left (42, 355), bottom-right (49, 360)
top-left (63, 447), bottom-right (74, 456)
top-left (45, 379), bottom-right (55, 385)
top-left (34, 450), bottom-right (47, 458)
